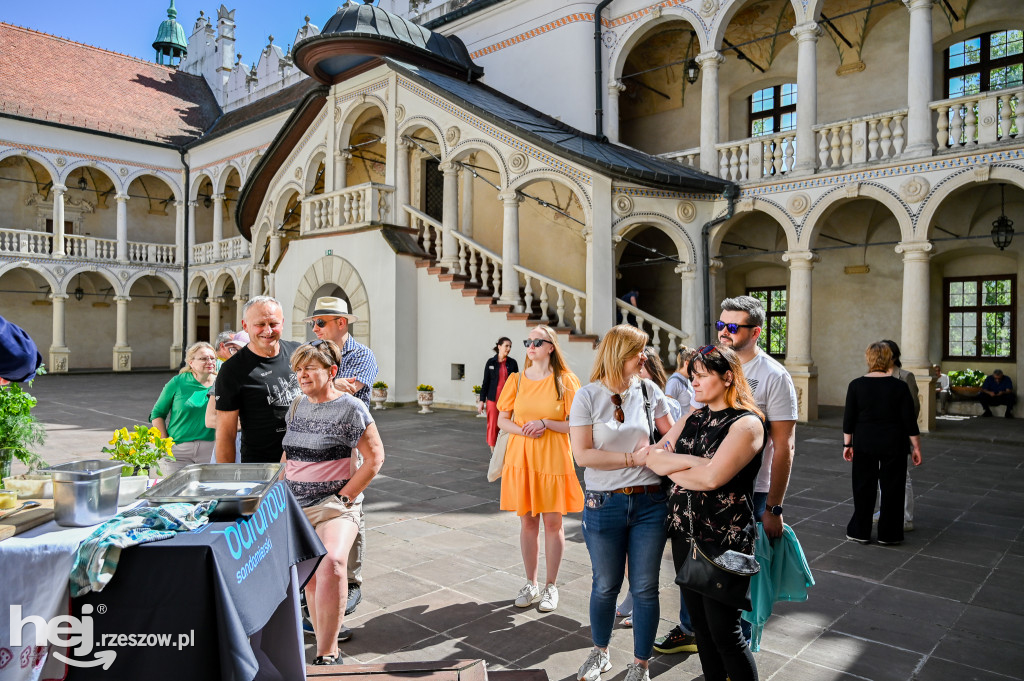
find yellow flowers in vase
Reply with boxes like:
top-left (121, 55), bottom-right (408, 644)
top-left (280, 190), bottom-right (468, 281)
top-left (103, 425), bottom-right (176, 477)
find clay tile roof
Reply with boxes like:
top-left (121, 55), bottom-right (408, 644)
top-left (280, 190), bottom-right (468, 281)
top-left (0, 23), bottom-right (221, 147)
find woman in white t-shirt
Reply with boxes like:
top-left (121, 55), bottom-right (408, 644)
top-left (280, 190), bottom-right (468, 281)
top-left (569, 325), bottom-right (674, 681)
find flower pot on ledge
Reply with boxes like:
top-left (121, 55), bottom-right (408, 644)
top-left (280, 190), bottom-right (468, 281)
top-left (371, 388), bottom-right (388, 410)
top-left (417, 391), bottom-right (434, 414)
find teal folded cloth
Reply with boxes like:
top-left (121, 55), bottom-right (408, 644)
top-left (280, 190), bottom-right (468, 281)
top-left (70, 502), bottom-right (217, 596)
top-left (742, 522), bottom-right (815, 651)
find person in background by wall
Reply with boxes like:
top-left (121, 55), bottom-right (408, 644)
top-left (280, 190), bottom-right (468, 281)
top-left (616, 289), bottom-right (640, 326)
top-left (981, 369), bottom-right (1016, 418)
top-left (0, 315), bottom-right (42, 385)
top-left (479, 337), bottom-right (519, 448)
top-left (664, 346), bottom-right (699, 417)
top-left (881, 340), bottom-right (919, 533)
top-left (932, 364), bottom-right (950, 416)
top-left (213, 330), bottom-right (235, 369)
top-left (151, 341), bottom-right (218, 476)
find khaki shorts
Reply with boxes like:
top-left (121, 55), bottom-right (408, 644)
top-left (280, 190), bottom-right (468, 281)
top-left (302, 495), bottom-right (361, 530)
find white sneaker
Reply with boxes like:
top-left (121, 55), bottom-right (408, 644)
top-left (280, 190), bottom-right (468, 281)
top-left (623, 663), bottom-right (650, 681)
top-left (538, 583), bottom-right (559, 612)
top-left (576, 648), bottom-right (611, 681)
top-left (514, 582), bottom-right (540, 608)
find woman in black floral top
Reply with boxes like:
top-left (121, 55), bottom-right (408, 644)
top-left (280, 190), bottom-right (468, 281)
top-left (648, 345), bottom-right (766, 681)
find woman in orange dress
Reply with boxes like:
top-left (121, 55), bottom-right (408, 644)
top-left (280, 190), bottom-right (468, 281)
top-left (497, 324), bottom-right (583, 613)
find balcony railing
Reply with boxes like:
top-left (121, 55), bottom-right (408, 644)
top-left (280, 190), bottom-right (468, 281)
top-left (300, 182), bottom-right (394, 235)
top-left (932, 86), bottom-right (1023, 150)
top-left (191, 236), bottom-right (250, 264)
top-left (660, 147), bottom-right (700, 169)
top-left (814, 108), bottom-right (907, 171)
top-left (713, 131), bottom-right (798, 182)
top-left (616, 299), bottom-right (690, 359)
top-left (0, 230), bottom-right (177, 265)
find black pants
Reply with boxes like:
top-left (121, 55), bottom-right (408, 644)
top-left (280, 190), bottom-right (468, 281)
top-left (848, 444), bottom-right (907, 543)
top-left (980, 392), bottom-right (1016, 414)
top-left (672, 538), bottom-right (758, 681)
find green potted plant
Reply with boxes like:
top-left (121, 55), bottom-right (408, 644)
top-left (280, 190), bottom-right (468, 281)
top-left (417, 384), bottom-right (435, 414)
top-left (948, 369), bottom-right (986, 398)
top-left (103, 425), bottom-right (176, 502)
top-left (0, 376), bottom-right (48, 489)
top-left (371, 380), bottom-right (388, 410)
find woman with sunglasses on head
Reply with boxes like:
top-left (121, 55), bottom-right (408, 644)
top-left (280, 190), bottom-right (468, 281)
top-left (496, 325), bottom-right (582, 613)
top-left (647, 344), bottom-right (767, 681)
top-left (149, 341), bottom-right (218, 476)
top-left (568, 325), bottom-right (674, 681)
top-left (283, 339), bottom-right (385, 666)
top-left (479, 337), bottom-right (519, 448)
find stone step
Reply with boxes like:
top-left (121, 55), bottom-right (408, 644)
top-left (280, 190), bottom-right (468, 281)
top-left (568, 334), bottom-right (600, 346)
top-left (306, 659), bottom-right (488, 681)
top-left (414, 259), bottom-right (434, 268)
top-left (489, 303), bottom-right (513, 313)
top-left (506, 312), bottom-right (531, 321)
top-left (438, 273), bottom-right (468, 283)
top-left (426, 266), bottom-right (445, 276)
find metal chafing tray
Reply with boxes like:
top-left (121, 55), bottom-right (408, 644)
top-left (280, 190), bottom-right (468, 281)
top-left (139, 463), bottom-right (283, 517)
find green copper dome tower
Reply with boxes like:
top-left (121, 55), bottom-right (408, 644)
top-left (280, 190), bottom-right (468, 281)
top-left (153, 0), bottom-right (188, 66)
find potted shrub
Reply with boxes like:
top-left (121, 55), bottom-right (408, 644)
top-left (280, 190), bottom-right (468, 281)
top-left (473, 385), bottom-right (486, 417)
top-left (417, 384), bottom-right (435, 414)
top-left (371, 380), bottom-right (388, 410)
top-left (103, 426), bottom-right (176, 502)
top-left (0, 376), bottom-right (48, 489)
top-left (948, 369), bottom-right (986, 398)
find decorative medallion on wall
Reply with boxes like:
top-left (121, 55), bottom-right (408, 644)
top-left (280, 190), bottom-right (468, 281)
top-left (899, 176), bottom-right (929, 204)
top-left (55, 157), bottom-right (66, 167)
top-left (787, 192), bottom-right (811, 216)
top-left (334, 106), bottom-right (342, 120)
top-left (119, 270), bottom-right (129, 281)
top-left (395, 104), bottom-right (406, 123)
top-left (54, 266), bottom-right (66, 276)
top-left (445, 126), bottom-right (461, 146)
top-left (612, 194), bottom-right (634, 216)
top-left (508, 152), bottom-right (529, 173)
top-left (294, 167), bottom-right (303, 180)
top-left (676, 200), bottom-right (697, 223)
top-left (119, 167), bottom-right (129, 177)
top-left (700, 0), bottom-right (719, 18)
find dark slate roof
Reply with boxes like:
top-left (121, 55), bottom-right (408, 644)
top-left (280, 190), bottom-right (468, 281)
top-left (387, 59), bottom-right (731, 193)
top-left (296, 3), bottom-right (482, 81)
top-left (195, 78), bottom-right (321, 146)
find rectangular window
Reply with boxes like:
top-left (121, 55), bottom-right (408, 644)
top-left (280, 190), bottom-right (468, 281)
top-left (945, 31), bottom-right (1024, 97)
top-left (747, 286), bottom-right (787, 359)
top-left (748, 85), bottom-right (797, 139)
top-left (944, 275), bottom-right (1015, 361)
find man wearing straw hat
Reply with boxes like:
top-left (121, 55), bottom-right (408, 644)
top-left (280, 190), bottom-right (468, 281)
top-left (304, 296), bottom-right (379, 618)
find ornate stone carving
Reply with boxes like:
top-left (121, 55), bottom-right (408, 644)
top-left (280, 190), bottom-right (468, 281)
top-left (55, 156), bottom-right (66, 167)
top-left (676, 200), bottom-right (697, 223)
top-left (119, 167), bottom-right (129, 177)
top-left (612, 194), bottom-right (634, 216)
top-left (394, 104), bottom-right (406, 123)
top-left (294, 167), bottom-right (303, 180)
top-left (55, 357), bottom-right (67, 372)
top-left (844, 182), bottom-right (861, 198)
top-left (508, 152), bottom-right (528, 173)
top-left (973, 165), bottom-right (991, 182)
top-left (54, 266), bottom-right (66, 276)
top-left (787, 192), bottom-right (811, 216)
top-left (445, 126), bottom-right (461, 146)
top-left (650, 4), bottom-right (662, 18)
top-left (119, 270), bottom-right (129, 281)
top-left (699, 0), bottom-right (719, 17)
top-left (899, 176), bottom-right (929, 204)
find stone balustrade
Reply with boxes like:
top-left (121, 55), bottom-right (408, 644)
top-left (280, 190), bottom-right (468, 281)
top-left (932, 86), bottom-right (1023, 150)
top-left (615, 299), bottom-right (689, 359)
top-left (815, 109), bottom-right (907, 170)
top-left (190, 236), bottom-right (249, 264)
top-left (513, 263), bottom-right (586, 334)
top-left (0, 229), bottom-right (176, 265)
top-left (300, 182), bottom-right (395, 234)
top-left (716, 131), bottom-right (797, 182)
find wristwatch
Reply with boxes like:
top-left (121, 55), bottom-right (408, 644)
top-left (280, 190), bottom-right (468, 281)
top-left (768, 505), bottom-right (784, 516)
top-left (339, 494), bottom-right (354, 508)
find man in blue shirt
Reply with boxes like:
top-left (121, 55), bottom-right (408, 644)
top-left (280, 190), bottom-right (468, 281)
top-left (0, 315), bottom-right (42, 384)
top-left (980, 369), bottom-right (1015, 418)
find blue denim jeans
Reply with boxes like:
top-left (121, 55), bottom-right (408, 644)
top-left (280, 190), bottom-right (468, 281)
top-left (582, 489), bottom-right (668, 660)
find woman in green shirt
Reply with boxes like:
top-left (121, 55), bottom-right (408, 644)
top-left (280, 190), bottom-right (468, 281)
top-left (150, 342), bottom-right (218, 476)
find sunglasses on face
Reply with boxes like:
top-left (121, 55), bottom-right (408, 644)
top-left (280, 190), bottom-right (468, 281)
top-left (715, 321), bottom-right (758, 334)
top-left (523, 339), bottom-right (553, 348)
top-left (610, 393), bottom-right (625, 423)
top-left (308, 318), bottom-right (332, 328)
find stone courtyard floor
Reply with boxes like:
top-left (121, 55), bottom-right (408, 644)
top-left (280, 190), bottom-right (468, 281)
top-left (15, 373), bottom-right (1024, 681)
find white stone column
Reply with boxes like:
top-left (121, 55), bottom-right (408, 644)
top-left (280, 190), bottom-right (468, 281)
top-left (896, 240), bottom-right (935, 431)
top-left (791, 22), bottom-right (821, 174)
top-left (395, 141), bottom-right (411, 227)
top-left (697, 51), bottom-right (725, 175)
top-left (460, 154), bottom-right (475, 238)
top-left (586, 175), bottom-right (615, 336)
top-left (676, 264), bottom-right (698, 344)
top-left (49, 293), bottom-right (70, 372)
top-left (269, 233), bottom-right (282, 269)
top-left (52, 184), bottom-right (66, 257)
top-left (234, 295), bottom-right (246, 330)
top-left (904, 0), bottom-right (935, 158)
top-left (188, 200), bottom-right (197, 254)
top-left (212, 194), bottom-right (225, 246)
top-left (174, 200), bottom-right (185, 264)
top-left (498, 190), bottom-right (522, 308)
top-left (782, 250), bottom-right (820, 421)
top-left (606, 80), bottom-right (626, 143)
top-left (335, 151), bottom-right (351, 191)
top-left (250, 265), bottom-right (264, 298)
top-left (208, 296), bottom-right (223, 341)
top-left (171, 297), bottom-right (183, 368)
top-left (706, 258), bottom-right (725, 344)
top-left (113, 295), bottom-right (132, 371)
top-left (439, 161), bottom-right (460, 268)
top-left (115, 194), bottom-right (129, 263)
top-left (186, 297), bottom-right (198, 347)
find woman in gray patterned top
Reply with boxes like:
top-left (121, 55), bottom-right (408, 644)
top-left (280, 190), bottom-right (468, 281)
top-left (283, 339), bottom-right (385, 666)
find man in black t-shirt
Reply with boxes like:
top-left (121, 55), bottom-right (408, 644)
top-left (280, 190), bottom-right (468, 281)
top-left (214, 296), bottom-right (301, 464)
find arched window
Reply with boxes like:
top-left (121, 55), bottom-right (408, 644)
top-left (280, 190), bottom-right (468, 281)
top-left (945, 30), bottom-right (1023, 97)
top-left (749, 84), bottom-right (797, 137)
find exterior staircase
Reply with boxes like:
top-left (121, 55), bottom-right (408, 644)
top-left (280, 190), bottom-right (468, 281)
top-left (306, 658), bottom-right (548, 681)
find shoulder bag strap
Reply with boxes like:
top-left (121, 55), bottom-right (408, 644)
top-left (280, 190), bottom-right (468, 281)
top-left (640, 380), bottom-right (657, 445)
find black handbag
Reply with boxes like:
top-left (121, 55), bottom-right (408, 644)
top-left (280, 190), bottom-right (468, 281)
top-left (673, 417), bottom-right (759, 611)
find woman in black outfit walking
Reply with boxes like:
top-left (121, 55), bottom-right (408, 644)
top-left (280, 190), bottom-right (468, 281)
top-left (843, 341), bottom-right (922, 545)
top-left (478, 337), bottom-right (519, 448)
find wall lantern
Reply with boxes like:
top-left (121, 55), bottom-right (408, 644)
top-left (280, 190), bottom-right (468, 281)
top-left (74, 274), bottom-right (84, 301)
top-left (203, 195), bottom-right (212, 209)
top-left (77, 176), bottom-right (88, 191)
top-left (992, 183), bottom-right (1014, 250)
top-left (684, 58), bottom-right (700, 85)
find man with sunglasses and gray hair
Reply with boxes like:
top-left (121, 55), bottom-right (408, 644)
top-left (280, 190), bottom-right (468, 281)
top-left (304, 296), bottom-right (379, 619)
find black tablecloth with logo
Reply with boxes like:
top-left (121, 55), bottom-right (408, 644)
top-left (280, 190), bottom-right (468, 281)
top-left (67, 482), bottom-right (324, 681)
